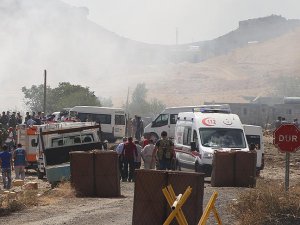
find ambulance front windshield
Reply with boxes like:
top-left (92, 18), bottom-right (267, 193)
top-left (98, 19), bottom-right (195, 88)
top-left (199, 128), bottom-right (246, 148)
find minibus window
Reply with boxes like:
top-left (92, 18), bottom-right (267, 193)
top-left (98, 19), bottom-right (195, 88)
top-left (94, 114), bottom-right (111, 124)
top-left (77, 113), bottom-right (111, 124)
top-left (170, 114), bottom-right (178, 124)
top-left (115, 115), bottom-right (126, 125)
top-left (152, 114), bottom-right (169, 127)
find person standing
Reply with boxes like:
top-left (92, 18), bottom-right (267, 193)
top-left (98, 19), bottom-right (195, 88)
top-left (122, 137), bottom-right (137, 182)
top-left (134, 140), bottom-right (142, 170)
top-left (132, 115), bottom-right (144, 141)
top-left (24, 112), bottom-right (30, 124)
top-left (0, 145), bottom-right (13, 189)
top-left (16, 112), bottom-right (23, 125)
top-left (0, 111), bottom-right (9, 129)
top-left (115, 137), bottom-right (127, 180)
top-left (151, 131), bottom-right (174, 170)
top-left (141, 139), bottom-right (156, 169)
top-left (13, 143), bottom-right (27, 180)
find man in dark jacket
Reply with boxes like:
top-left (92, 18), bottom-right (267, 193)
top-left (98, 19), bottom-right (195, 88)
top-left (0, 145), bottom-right (13, 189)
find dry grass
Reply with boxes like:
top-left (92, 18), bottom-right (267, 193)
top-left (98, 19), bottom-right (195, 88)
top-left (0, 189), bottom-right (39, 216)
top-left (230, 179), bottom-right (300, 225)
top-left (39, 181), bottom-right (75, 205)
top-left (0, 181), bottom-right (75, 216)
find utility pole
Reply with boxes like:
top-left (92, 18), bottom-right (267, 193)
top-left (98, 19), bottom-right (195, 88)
top-left (43, 70), bottom-right (47, 114)
top-left (125, 87), bottom-right (130, 136)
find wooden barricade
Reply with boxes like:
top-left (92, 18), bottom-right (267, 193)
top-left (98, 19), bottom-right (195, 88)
top-left (162, 185), bottom-right (192, 225)
top-left (198, 191), bottom-right (222, 225)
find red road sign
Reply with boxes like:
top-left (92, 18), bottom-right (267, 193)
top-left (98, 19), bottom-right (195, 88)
top-left (273, 124), bottom-right (300, 153)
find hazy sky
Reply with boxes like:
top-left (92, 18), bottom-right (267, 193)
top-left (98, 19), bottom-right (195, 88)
top-left (1, 0), bottom-right (300, 113)
top-left (62, 0), bottom-right (300, 44)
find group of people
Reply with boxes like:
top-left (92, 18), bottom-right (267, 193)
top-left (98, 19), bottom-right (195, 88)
top-left (0, 111), bottom-right (50, 150)
top-left (115, 131), bottom-right (174, 182)
top-left (126, 115), bottom-right (144, 141)
top-left (0, 143), bottom-right (27, 189)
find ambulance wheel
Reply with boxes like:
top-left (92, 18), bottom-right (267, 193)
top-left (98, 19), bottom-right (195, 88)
top-left (172, 159), bottom-right (181, 171)
top-left (195, 162), bottom-right (204, 174)
top-left (175, 160), bottom-right (181, 171)
top-left (37, 169), bottom-right (44, 179)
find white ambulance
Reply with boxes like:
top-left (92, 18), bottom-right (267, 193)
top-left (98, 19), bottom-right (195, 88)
top-left (17, 124), bottom-right (39, 169)
top-left (174, 106), bottom-right (253, 176)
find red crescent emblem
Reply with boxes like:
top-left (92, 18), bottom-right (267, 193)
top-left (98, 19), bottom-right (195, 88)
top-left (202, 117), bottom-right (216, 126)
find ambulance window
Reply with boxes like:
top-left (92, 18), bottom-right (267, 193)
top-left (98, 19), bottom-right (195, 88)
top-left (183, 127), bottom-right (192, 146)
top-left (193, 130), bottom-right (199, 149)
top-left (170, 114), bottom-right (178, 124)
top-left (152, 114), bottom-right (169, 127)
top-left (192, 130), bottom-right (198, 142)
top-left (31, 139), bottom-right (38, 147)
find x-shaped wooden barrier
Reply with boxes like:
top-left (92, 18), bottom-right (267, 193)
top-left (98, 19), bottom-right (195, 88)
top-left (198, 191), bottom-right (222, 225)
top-left (162, 185), bottom-right (192, 225)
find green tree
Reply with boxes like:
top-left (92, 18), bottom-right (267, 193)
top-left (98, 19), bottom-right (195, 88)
top-left (22, 82), bottom-right (101, 113)
top-left (128, 83), bottom-right (165, 117)
top-left (22, 84), bottom-right (52, 113)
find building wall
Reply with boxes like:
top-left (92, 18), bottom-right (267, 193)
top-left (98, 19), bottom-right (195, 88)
top-left (204, 102), bottom-right (300, 128)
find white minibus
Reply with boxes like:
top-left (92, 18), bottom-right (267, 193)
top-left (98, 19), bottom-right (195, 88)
top-left (69, 106), bottom-right (126, 142)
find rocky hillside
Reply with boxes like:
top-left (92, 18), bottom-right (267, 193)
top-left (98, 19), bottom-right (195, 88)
top-left (145, 27), bottom-right (300, 106)
top-left (1, 0), bottom-right (300, 109)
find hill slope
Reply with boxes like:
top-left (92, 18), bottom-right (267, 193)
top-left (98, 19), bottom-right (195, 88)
top-left (143, 28), bottom-right (300, 106)
top-left (0, 0), bottom-right (300, 109)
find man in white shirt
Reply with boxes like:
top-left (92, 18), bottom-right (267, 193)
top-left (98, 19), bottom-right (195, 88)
top-left (141, 139), bottom-right (155, 169)
top-left (115, 137), bottom-right (127, 179)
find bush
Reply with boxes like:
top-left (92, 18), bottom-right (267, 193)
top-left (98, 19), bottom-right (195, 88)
top-left (230, 179), bottom-right (300, 225)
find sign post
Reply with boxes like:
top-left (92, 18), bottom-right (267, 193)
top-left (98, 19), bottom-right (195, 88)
top-left (273, 124), bottom-right (300, 191)
top-left (285, 152), bottom-right (290, 191)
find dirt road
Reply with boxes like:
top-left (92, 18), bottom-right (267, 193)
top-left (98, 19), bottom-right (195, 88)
top-left (0, 135), bottom-right (299, 225)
